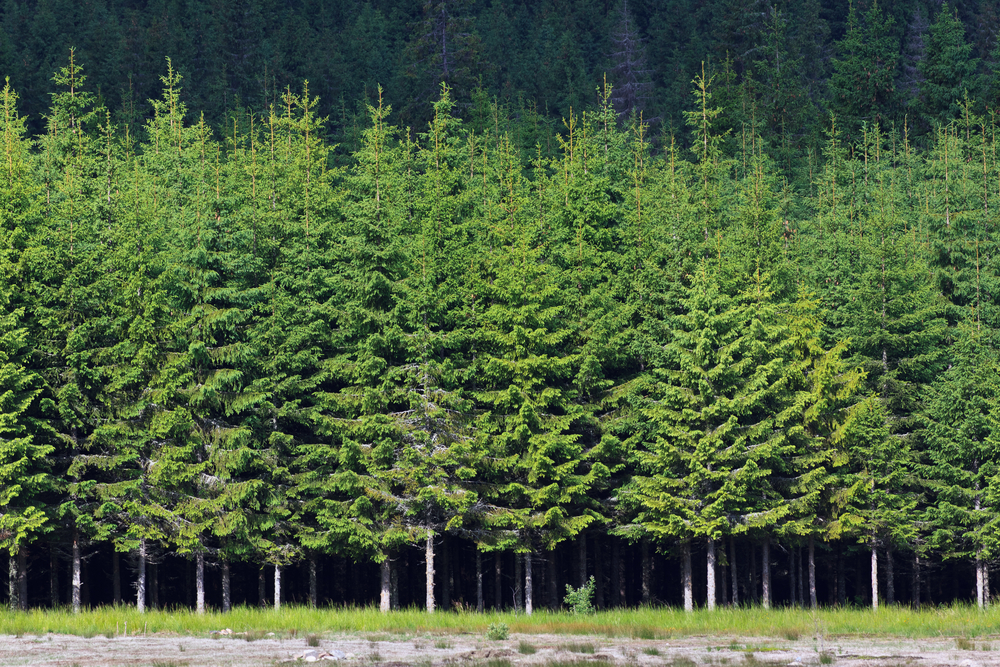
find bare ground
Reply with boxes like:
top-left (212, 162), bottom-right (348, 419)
top-left (0, 630), bottom-right (997, 667)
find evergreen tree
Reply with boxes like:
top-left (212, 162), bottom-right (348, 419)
top-left (917, 3), bottom-right (981, 128)
top-left (830, 1), bottom-right (901, 138)
top-left (920, 326), bottom-right (1000, 608)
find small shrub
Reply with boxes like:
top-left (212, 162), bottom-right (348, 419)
top-left (819, 652), bottom-right (834, 665)
top-left (434, 639), bottom-right (452, 649)
top-left (486, 622), bottom-right (510, 641)
top-left (564, 576), bottom-right (596, 614)
top-left (518, 640), bottom-right (537, 655)
top-left (956, 637), bottom-right (974, 650)
top-left (642, 647), bottom-right (660, 656)
top-left (782, 629), bottom-right (800, 641)
top-left (307, 634), bottom-right (321, 647)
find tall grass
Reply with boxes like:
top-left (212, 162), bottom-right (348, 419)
top-left (1, 603), bottom-right (999, 639)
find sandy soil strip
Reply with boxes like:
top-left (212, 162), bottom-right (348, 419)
top-left (0, 631), bottom-right (997, 666)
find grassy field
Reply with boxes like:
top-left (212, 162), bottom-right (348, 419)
top-left (1, 604), bottom-right (999, 640)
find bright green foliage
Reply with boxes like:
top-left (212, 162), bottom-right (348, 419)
top-left (920, 327), bottom-right (1000, 563)
top-left (308, 89), bottom-right (410, 563)
top-left (471, 128), bottom-right (599, 554)
top-left (563, 575), bottom-right (596, 614)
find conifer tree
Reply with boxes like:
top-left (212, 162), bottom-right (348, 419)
top-left (830, 1), bottom-right (901, 138)
top-left (917, 3), bottom-right (981, 128)
top-left (920, 326), bottom-right (1000, 608)
top-left (0, 81), bottom-right (51, 610)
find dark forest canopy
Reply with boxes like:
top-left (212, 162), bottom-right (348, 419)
top-left (1, 0), bottom-right (999, 145)
top-left (0, 0), bottom-right (999, 615)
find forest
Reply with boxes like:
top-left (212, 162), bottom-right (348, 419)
top-left (1, 0), bottom-right (1000, 616)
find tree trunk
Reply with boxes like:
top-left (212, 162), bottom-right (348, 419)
top-left (274, 564), bottom-right (282, 611)
top-left (112, 551), bottom-right (121, 605)
top-left (50, 549), bottom-right (59, 608)
top-left (525, 553), bottom-right (533, 615)
top-left (476, 551), bottom-right (483, 613)
top-left (578, 533), bottom-right (587, 587)
top-left (547, 552), bottom-right (558, 609)
top-left (611, 540), bottom-right (622, 607)
top-left (871, 544), bottom-right (879, 611)
top-left (729, 537), bottom-right (739, 607)
top-left (762, 537), bottom-right (771, 610)
top-left (980, 560), bottom-right (990, 608)
top-left (8, 554), bottom-right (17, 611)
top-left (380, 558), bottom-right (391, 613)
top-left (72, 528), bottom-right (81, 614)
top-left (706, 537), bottom-right (716, 611)
top-left (17, 546), bottom-right (26, 611)
top-left (425, 532), bottom-right (435, 613)
top-left (391, 556), bottom-right (399, 610)
top-left (749, 541), bottom-right (757, 605)
top-left (977, 550), bottom-right (985, 609)
top-left (682, 540), bottom-right (693, 612)
top-left (886, 545), bottom-right (895, 606)
top-left (913, 553), bottom-right (921, 609)
top-left (494, 553), bottom-right (502, 610)
top-left (137, 539), bottom-right (146, 613)
top-left (222, 561), bottom-right (231, 613)
top-left (441, 536), bottom-right (450, 611)
top-left (151, 563), bottom-right (159, 610)
top-left (196, 552), bottom-right (205, 614)
top-left (641, 540), bottom-right (651, 604)
top-left (808, 535), bottom-right (817, 609)
top-left (837, 546), bottom-right (846, 606)
top-left (790, 546), bottom-right (797, 607)
top-left (258, 567), bottom-right (266, 607)
top-left (594, 536), bottom-right (604, 609)
top-left (309, 553), bottom-right (318, 608)
top-left (797, 547), bottom-right (804, 605)
top-left (514, 552), bottom-right (523, 610)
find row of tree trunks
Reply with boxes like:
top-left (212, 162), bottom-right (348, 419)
top-left (5, 537), bottom-right (978, 611)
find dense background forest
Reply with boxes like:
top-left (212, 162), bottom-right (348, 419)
top-left (1, 0), bottom-right (1000, 615)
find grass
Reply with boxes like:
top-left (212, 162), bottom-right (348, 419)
top-left (3, 603), bottom-right (1000, 640)
top-left (642, 646), bottom-right (660, 655)
top-left (559, 641), bottom-right (596, 654)
top-left (518, 640), bottom-right (537, 654)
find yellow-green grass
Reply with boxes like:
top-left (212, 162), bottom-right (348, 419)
top-left (1, 604), bottom-right (999, 639)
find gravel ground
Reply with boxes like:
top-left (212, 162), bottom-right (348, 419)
top-left (0, 631), bottom-right (998, 666)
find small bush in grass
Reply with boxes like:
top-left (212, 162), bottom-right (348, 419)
top-left (642, 646), bottom-right (660, 656)
top-left (307, 634), bottom-right (321, 647)
top-left (486, 622), bottom-right (509, 641)
top-left (564, 577), bottom-right (596, 615)
top-left (663, 658), bottom-right (696, 667)
top-left (561, 642), bottom-right (595, 654)
top-left (956, 636), bottom-right (974, 650)
top-left (782, 629), bottom-right (800, 641)
top-left (819, 652), bottom-right (834, 664)
top-left (434, 639), bottom-right (452, 649)
top-left (518, 640), bottom-right (537, 654)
